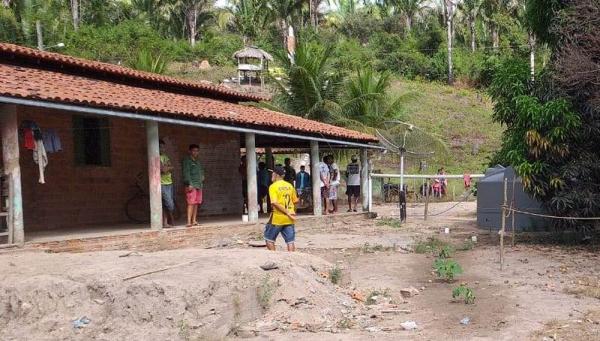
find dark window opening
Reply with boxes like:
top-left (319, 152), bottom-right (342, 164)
top-left (73, 115), bottom-right (111, 166)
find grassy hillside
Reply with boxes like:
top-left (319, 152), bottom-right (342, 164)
top-left (387, 78), bottom-right (503, 174)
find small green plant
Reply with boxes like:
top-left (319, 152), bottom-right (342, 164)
top-left (413, 237), bottom-right (448, 254)
top-left (362, 242), bottom-right (386, 253)
top-left (437, 245), bottom-right (455, 259)
top-left (376, 217), bottom-right (402, 228)
top-left (178, 319), bottom-right (190, 340)
top-left (452, 285), bottom-right (476, 304)
top-left (457, 240), bottom-right (475, 251)
top-left (337, 317), bottom-right (354, 329)
top-left (329, 266), bottom-right (342, 285)
top-left (129, 49), bottom-right (167, 74)
top-left (257, 275), bottom-right (276, 309)
top-left (434, 258), bottom-right (463, 281)
top-left (366, 289), bottom-right (390, 305)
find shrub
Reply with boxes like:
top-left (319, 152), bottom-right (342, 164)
top-left (64, 20), bottom-right (190, 64)
top-left (329, 266), bottom-right (342, 284)
top-left (0, 8), bottom-right (19, 44)
top-left (452, 285), bottom-right (476, 304)
top-left (434, 258), bottom-right (463, 281)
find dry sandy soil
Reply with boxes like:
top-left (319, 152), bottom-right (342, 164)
top-left (1, 202), bottom-right (599, 340)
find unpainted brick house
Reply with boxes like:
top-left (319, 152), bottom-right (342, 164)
top-left (0, 43), bottom-right (378, 245)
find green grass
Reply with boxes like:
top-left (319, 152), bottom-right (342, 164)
top-left (376, 217), bottom-right (403, 228)
top-left (387, 78), bottom-right (502, 174)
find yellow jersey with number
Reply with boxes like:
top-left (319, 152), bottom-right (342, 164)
top-left (269, 179), bottom-right (298, 226)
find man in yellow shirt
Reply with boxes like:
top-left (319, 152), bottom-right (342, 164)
top-left (264, 166), bottom-right (299, 251)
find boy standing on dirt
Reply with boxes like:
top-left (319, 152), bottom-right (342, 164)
top-left (182, 144), bottom-right (204, 227)
top-left (159, 139), bottom-right (175, 227)
top-left (264, 166), bottom-right (298, 252)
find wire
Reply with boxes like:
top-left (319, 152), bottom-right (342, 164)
top-left (503, 206), bottom-right (600, 221)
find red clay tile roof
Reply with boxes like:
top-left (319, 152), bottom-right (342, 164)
top-left (0, 63), bottom-right (378, 142)
top-left (0, 43), bottom-right (268, 103)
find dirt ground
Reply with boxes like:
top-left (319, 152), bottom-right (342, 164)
top-left (1, 202), bottom-right (599, 340)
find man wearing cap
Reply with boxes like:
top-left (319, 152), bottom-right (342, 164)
top-left (264, 166), bottom-right (299, 251)
top-left (345, 155), bottom-right (361, 212)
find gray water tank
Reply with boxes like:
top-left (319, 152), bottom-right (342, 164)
top-left (477, 166), bottom-right (548, 231)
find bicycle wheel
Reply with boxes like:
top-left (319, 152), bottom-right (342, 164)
top-left (125, 193), bottom-right (150, 224)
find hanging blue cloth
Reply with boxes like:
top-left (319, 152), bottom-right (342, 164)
top-left (42, 129), bottom-right (62, 153)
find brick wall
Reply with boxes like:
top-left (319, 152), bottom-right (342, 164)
top-left (16, 106), bottom-right (242, 231)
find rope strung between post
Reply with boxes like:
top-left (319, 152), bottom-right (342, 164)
top-left (502, 205), bottom-right (600, 220)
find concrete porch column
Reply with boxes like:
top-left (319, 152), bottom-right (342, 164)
top-left (146, 121), bottom-right (162, 230)
top-left (360, 148), bottom-right (369, 211)
top-left (1, 104), bottom-right (24, 244)
top-left (310, 140), bottom-right (322, 216)
top-left (245, 133), bottom-right (258, 222)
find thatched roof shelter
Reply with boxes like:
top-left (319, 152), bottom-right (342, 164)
top-left (233, 46), bottom-right (273, 61)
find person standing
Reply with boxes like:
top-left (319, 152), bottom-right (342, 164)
top-left (295, 164), bottom-right (310, 206)
top-left (159, 139), bottom-right (175, 227)
top-left (264, 166), bottom-right (298, 251)
top-left (239, 155), bottom-right (248, 214)
top-left (283, 157), bottom-right (296, 185)
top-left (345, 155), bottom-right (361, 212)
top-left (327, 155), bottom-right (340, 213)
top-left (257, 161), bottom-right (270, 214)
top-left (182, 144), bottom-right (204, 227)
top-left (318, 156), bottom-right (330, 214)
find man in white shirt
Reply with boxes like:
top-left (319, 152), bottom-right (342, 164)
top-left (318, 156), bottom-right (330, 214)
top-left (345, 155), bottom-right (361, 212)
top-left (326, 155), bottom-right (341, 213)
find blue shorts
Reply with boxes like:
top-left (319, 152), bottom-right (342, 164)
top-left (161, 184), bottom-right (175, 212)
top-left (264, 224), bottom-right (295, 244)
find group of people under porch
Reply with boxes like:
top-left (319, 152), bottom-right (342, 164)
top-left (239, 154), bottom-right (362, 216)
top-left (158, 141), bottom-right (363, 239)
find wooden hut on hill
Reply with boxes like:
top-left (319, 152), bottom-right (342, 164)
top-left (233, 46), bottom-right (273, 87)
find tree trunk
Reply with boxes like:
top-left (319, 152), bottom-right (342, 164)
top-left (492, 25), bottom-right (499, 51)
top-left (447, 18), bottom-right (453, 85)
top-left (281, 19), bottom-right (288, 50)
top-left (470, 18), bottom-right (476, 52)
top-left (36, 20), bottom-right (44, 51)
top-left (310, 0), bottom-right (318, 29)
top-left (70, 0), bottom-right (79, 31)
top-left (187, 8), bottom-right (197, 47)
top-left (405, 15), bottom-right (412, 34)
top-left (529, 32), bottom-right (536, 81)
top-left (445, 1), bottom-right (453, 85)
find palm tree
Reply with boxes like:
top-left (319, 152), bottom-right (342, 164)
top-left (269, 42), bottom-right (345, 123)
top-left (266, 0), bottom-right (303, 49)
top-left (228, 0), bottom-right (269, 44)
top-left (339, 68), bottom-right (405, 129)
top-left (389, 0), bottom-right (425, 33)
top-left (459, 0), bottom-right (482, 52)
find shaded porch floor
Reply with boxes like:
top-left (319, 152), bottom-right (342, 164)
top-left (24, 211), bottom-right (327, 244)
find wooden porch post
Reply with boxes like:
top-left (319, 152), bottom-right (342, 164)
top-left (310, 140), bottom-right (322, 216)
top-left (360, 148), bottom-right (369, 211)
top-left (245, 133), bottom-right (258, 222)
top-left (146, 121), bottom-right (162, 230)
top-left (1, 104), bottom-right (24, 244)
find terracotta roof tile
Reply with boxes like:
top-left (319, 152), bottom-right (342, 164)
top-left (0, 64), bottom-right (377, 142)
top-left (0, 43), bottom-right (268, 102)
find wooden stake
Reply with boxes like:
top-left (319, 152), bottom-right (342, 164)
top-left (424, 183), bottom-right (430, 221)
top-left (500, 178), bottom-right (507, 271)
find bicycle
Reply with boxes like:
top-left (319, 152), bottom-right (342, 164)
top-left (125, 172), bottom-right (181, 224)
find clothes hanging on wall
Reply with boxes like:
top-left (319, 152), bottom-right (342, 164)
top-left (42, 129), bottom-right (62, 153)
top-left (33, 140), bottom-right (48, 184)
top-left (23, 129), bottom-right (35, 150)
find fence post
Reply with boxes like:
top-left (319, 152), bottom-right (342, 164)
top-left (500, 178), bottom-right (507, 270)
top-left (424, 184), bottom-right (430, 221)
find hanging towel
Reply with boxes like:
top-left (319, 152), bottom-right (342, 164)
top-left (42, 129), bottom-right (62, 153)
top-left (33, 140), bottom-right (48, 184)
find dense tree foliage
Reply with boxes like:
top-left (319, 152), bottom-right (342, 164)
top-left (490, 0), bottom-right (600, 225)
